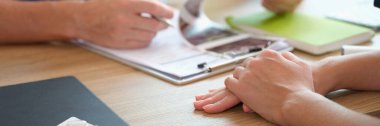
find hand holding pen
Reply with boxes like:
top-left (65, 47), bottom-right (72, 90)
top-left (72, 0), bottom-right (174, 49)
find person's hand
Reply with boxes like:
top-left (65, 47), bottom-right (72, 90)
top-left (225, 50), bottom-right (314, 125)
top-left (194, 87), bottom-right (254, 113)
top-left (194, 58), bottom-right (257, 114)
top-left (194, 88), bottom-right (241, 113)
top-left (262, 0), bottom-right (302, 13)
top-left (73, 0), bottom-right (174, 49)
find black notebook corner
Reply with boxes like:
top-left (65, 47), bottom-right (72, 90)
top-left (0, 76), bottom-right (128, 126)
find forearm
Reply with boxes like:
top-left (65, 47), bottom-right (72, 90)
top-left (0, 1), bottom-right (82, 43)
top-left (313, 51), bottom-right (380, 94)
top-left (282, 91), bottom-right (380, 126)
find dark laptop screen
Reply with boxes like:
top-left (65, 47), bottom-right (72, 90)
top-left (375, 0), bottom-right (380, 8)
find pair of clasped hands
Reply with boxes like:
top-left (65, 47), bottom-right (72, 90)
top-left (193, 0), bottom-right (304, 125)
top-left (194, 49), bottom-right (313, 125)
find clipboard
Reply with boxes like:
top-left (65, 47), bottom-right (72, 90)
top-left (74, 9), bottom-right (293, 85)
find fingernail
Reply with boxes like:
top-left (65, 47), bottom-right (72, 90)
top-left (195, 95), bottom-right (201, 100)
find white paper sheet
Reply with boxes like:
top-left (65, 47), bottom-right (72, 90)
top-left (76, 11), bottom-right (228, 78)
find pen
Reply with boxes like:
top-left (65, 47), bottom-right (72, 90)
top-left (197, 48), bottom-right (263, 72)
top-left (341, 45), bottom-right (380, 55)
top-left (151, 15), bottom-right (174, 27)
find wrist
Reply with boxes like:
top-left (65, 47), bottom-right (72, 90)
top-left (1, 1), bottom-right (82, 42)
top-left (52, 1), bottom-right (87, 40)
top-left (280, 90), bottom-right (322, 126)
top-left (66, 0), bottom-right (103, 41)
top-left (312, 57), bottom-right (341, 95)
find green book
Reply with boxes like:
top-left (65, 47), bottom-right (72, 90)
top-left (226, 11), bottom-right (375, 55)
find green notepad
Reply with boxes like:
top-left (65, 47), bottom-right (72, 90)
top-left (226, 12), bottom-right (375, 55)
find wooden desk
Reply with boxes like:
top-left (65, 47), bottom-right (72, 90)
top-left (1, 0), bottom-right (380, 125)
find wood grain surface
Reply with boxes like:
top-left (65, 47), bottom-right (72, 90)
top-left (1, 0), bottom-right (380, 125)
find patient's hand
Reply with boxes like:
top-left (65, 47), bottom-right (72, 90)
top-left (193, 60), bottom-right (257, 114)
top-left (194, 88), bottom-right (252, 113)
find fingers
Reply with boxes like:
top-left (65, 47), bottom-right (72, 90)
top-left (281, 51), bottom-right (297, 61)
top-left (281, 51), bottom-right (309, 67)
top-left (243, 50), bottom-right (283, 68)
top-left (208, 87), bottom-right (225, 93)
top-left (195, 88), bottom-right (223, 101)
top-left (259, 49), bottom-right (282, 59)
top-left (105, 29), bottom-right (156, 49)
top-left (242, 104), bottom-right (254, 113)
top-left (262, 0), bottom-right (282, 13)
top-left (133, 0), bottom-right (174, 18)
top-left (281, 51), bottom-right (302, 63)
top-left (261, 50), bottom-right (302, 65)
top-left (262, 0), bottom-right (300, 13)
top-left (233, 66), bottom-right (245, 79)
top-left (79, 0), bottom-right (174, 49)
top-left (242, 57), bottom-right (254, 68)
top-left (193, 90), bottom-right (227, 110)
top-left (132, 16), bottom-right (169, 32)
top-left (195, 95), bottom-right (205, 101)
top-left (258, 50), bottom-right (310, 70)
top-left (202, 95), bottom-right (241, 113)
top-left (208, 89), bottom-right (218, 93)
top-left (194, 88), bottom-right (241, 113)
top-left (225, 77), bottom-right (256, 113)
top-left (108, 16), bottom-right (166, 48)
top-left (125, 29), bottom-right (157, 42)
top-left (242, 50), bottom-right (281, 70)
top-left (224, 77), bottom-right (243, 97)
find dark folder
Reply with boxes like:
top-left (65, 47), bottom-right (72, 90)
top-left (0, 76), bottom-right (128, 126)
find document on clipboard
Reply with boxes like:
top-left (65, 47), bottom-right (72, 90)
top-left (74, 0), bottom-right (293, 84)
